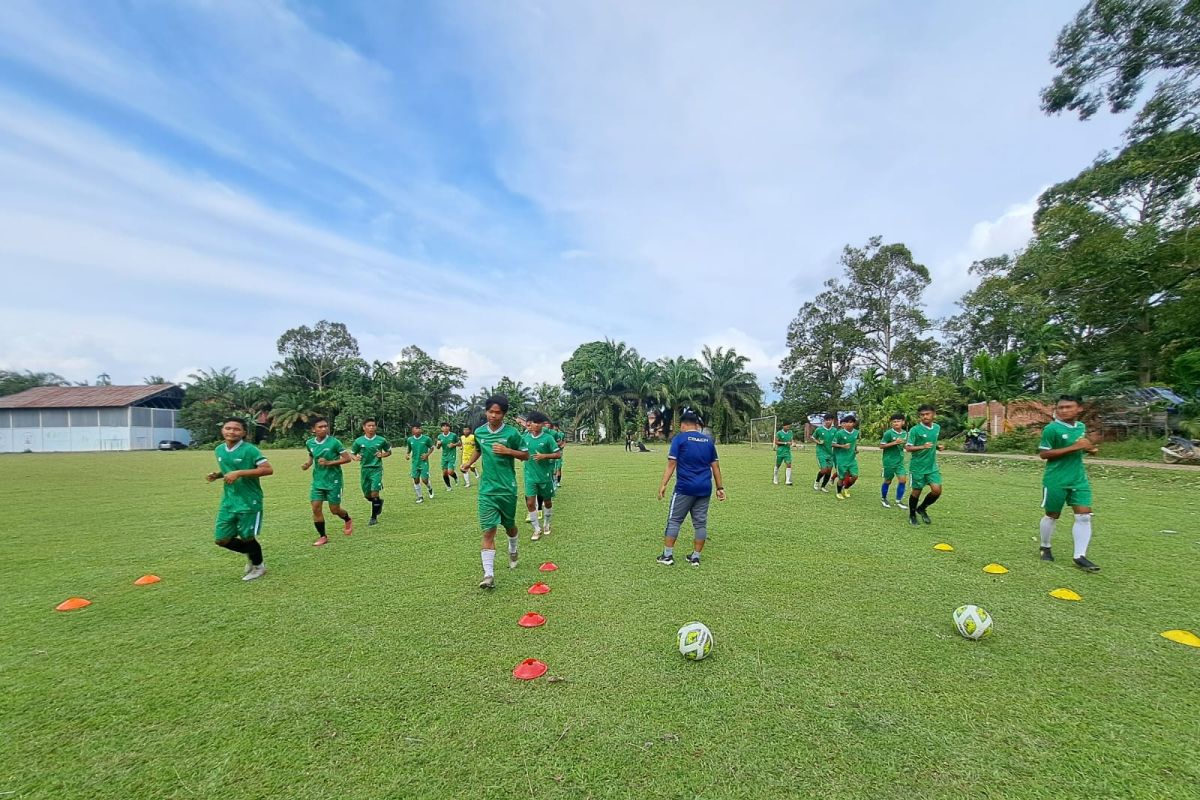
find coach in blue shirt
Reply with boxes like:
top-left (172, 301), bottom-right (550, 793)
top-left (656, 411), bottom-right (726, 567)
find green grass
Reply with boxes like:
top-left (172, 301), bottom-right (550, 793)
top-left (3, 445), bottom-right (1199, 799)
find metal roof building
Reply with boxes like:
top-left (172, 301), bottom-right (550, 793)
top-left (0, 384), bottom-right (190, 452)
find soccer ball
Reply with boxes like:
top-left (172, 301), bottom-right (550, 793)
top-left (953, 605), bottom-right (993, 640)
top-left (677, 622), bottom-right (713, 660)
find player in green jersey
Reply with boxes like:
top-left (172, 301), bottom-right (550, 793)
top-left (905, 405), bottom-right (945, 525)
top-left (1037, 395), bottom-right (1101, 572)
top-left (206, 417), bottom-right (273, 580)
top-left (810, 413), bottom-right (838, 492)
top-left (879, 413), bottom-right (908, 509)
top-left (460, 395), bottom-right (529, 589)
top-left (773, 422), bottom-right (795, 486)
top-left (301, 417), bottom-right (353, 546)
top-left (549, 422), bottom-right (565, 488)
top-left (436, 422), bottom-right (460, 492)
top-left (350, 418), bottom-right (391, 526)
top-left (406, 424), bottom-right (435, 503)
top-left (832, 415), bottom-right (861, 500)
top-left (521, 411), bottom-right (562, 540)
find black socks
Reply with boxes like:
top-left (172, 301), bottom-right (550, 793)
top-left (315, 520), bottom-right (326, 536)
top-left (245, 538), bottom-right (263, 566)
top-left (918, 494), bottom-right (939, 512)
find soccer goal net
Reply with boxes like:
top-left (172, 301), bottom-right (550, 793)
top-left (748, 415), bottom-right (777, 448)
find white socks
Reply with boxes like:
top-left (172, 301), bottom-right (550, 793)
top-left (543, 508), bottom-right (553, 527)
top-left (507, 534), bottom-right (519, 555)
top-left (1072, 513), bottom-right (1092, 559)
top-left (481, 549), bottom-right (495, 577)
top-left (1040, 516), bottom-right (1055, 548)
top-left (464, 472), bottom-right (471, 487)
top-left (531, 514), bottom-right (541, 533)
top-left (785, 467), bottom-right (792, 483)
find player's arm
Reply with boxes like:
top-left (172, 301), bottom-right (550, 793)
top-left (493, 441), bottom-right (529, 460)
top-left (657, 458), bottom-right (678, 500)
top-left (301, 450), bottom-right (313, 470)
top-left (225, 459), bottom-right (273, 483)
top-left (711, 460), bottom-right (726, 501)
top-left (380, 447), bottom-right (392, 459)
top-left (534, 448), bottom-right (562, 461)
top-left (1039, 437), bottom-right (1096, 460)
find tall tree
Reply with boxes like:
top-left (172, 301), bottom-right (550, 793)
top-left (699, 346), bottom-right (762, 442)
top-left (0, 369), bottom-right (68, 397)
top-left (776, 284), bottom-right (867, 414)
top-left (656, 356), bottom-right (703, 436)
top-left (274, 320), bottom-right (360, 394)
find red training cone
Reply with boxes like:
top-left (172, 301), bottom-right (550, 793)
top-left (528, 582), bottom-right (551, 595)
top-left (134, 575), bottom-right (161, 585)
top-left (513, 658), bottom-right (548, 680)
top-left (518, 612), bottom-right (546, 628)
top-left (539, 562), bottom-right (558, 572)
top-left (55, 597), bottom-right (91, 611)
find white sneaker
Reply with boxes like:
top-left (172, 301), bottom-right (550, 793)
top-left (773, 478), bottom-right (779, 485)
top-left (242, 564), bottom-right (266, 581)
top-left (447, 486), bottom-right (453, 492)
top-left (508, 552), bottom-right (519, 569)
top-left (531, 530), bottom-right (541, 541)
top-left (881, 499), bottom-right (891, 508)
top-left (813, 481), bottom-right (820, 491)
top-left (820, 486), bottom-right (830, 493)
top-left (543, 526), bottom-right (552, 536)
top-left (416, 496), bottom-right (424, 504)
top-left (785, 481), bottom-right (793, 486)
top-left (244, 562), bottom-right (254, 575)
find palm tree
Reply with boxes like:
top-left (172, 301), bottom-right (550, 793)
top-left (143, 375), bottom-right (168, 385)
top-left (622, 355), bottom-right (660, 438)
top-left (268, 393), bottom-right (320, 433)
top-left (965, 352), bottom-right (1030, 431)
top-left (699, 346), bottom-right (762, 442)
top-left (656, 356), bottom-right (703, 436)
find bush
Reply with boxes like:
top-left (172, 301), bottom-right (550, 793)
top-left (981, 427), bottom-right (1040, 454)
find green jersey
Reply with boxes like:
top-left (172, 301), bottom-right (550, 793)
top-left (775, 430), bottom-right (793, 456)
top-left (832, 428), bottom-right (860, 463)
top-left (906, 423), bottom-right (941, 473)
top-left (437, 432), bottom-right (458, 453)
top-left (306, 436), bottom-right (347, 490)
top-left (880, 428), bottom-right (907, 468)
top-left (812, 424), bottom-right (836, 454)
top-left (215, 441), bottom-right (268, 512)
top-left (407, 434), bottom-right (433, 461)
top-left (521, 430), bottom-right (559, 486)
top-left (351, 435), bottom-right (391, 468)
top-left (1040, 419), bottom-right (1089, 488)
top-left (474, 422), bottom-right (525, 496)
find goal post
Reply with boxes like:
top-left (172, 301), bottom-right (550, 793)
top-left (748, 415), bottom-right (777, 448)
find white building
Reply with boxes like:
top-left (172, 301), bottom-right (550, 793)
top-left (0, 385), bottom-right (191, 452)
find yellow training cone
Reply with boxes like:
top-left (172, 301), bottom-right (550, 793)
top-left (1160, 630), bottom-right (1200, 648)
top-left (982, 563), bottom-right (1009, 575)
top-left (933, 543), bottom-right (954, 552)
top-left (1049, 588), bottom-right (1082, 601)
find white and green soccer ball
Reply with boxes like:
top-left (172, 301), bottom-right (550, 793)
top-left (953, 605), bottom-right (993, 640)
top-left (677, 622), bottom-right (713, 660)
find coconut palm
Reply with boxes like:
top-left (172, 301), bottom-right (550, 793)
top-left (621, 354), bottom-right (660, 438)
top-left (656, 356), bottom-right (703, 436)
top-left (699, 346), bottom-right (762, 442)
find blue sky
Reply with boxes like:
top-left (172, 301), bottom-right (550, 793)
top-left (0, 0), bottom-right (1129, 393)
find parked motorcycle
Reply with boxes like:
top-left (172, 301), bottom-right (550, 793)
top-left (1161, 436), bottom-right (1200, 464)
top-left (964, 428), bottom-right (988, 453)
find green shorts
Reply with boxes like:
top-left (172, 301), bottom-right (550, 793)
top-left (479, 493), bottom-right (517, 531)
top-left (441, 457), bottom-right (457, 472)
top-left (835, 460), bottom-right (859, 478)
top-left (411, 460), bottom-right (430, 480)
top-left (909, 470), bottom-right (942, 492)
top-left (883, 463), bottom-right (907, 481)
top-left (775, 451), bottom-right (793, 467)
top-left (525, 480), bottom-right (555, 501)
top-left (816, 451), bottom-right (835, 470)
top-left (310, 486), bottom-right (343, 504)
top-left (360, 468), bottom-right (383, 497)
top-left (215, 508), bottom-right (262, 542)
top-left (1042, 484), bottom-right (1093, 515)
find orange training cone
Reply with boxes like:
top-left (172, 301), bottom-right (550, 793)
top-left (55, 597), bottom-right (91, 611)
top-left (528, 582), bottom-right (551, 595)
top-left (519, 612), bottom-right (546, 628)
top-left (539, 562), bottom-right (558, 572)
top-left (513, 658), bottom-right (548, 680)
top-left (134, 575), bottom-right (161, 585)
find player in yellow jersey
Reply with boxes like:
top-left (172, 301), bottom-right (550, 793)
top-left (459, 425), bottom-right (478, 487)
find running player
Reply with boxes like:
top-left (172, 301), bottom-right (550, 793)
top-left (301, 417), bottom-right (353, 546)
top-left (206, 417), bottom-right (273, 580)
top-left (1038, 395), bottom-right (1101, 572)
top-left (461, 395), bottom-right (528, 589)
top-left (406, 424), bottom-right (435, 503)
top-left (521, 411), bottom-right (561, 540)
top-left (436, 422), bottom-right (460, 492)
top-left (879, 413), bottom-right (908, 509)
top-left (810, 413), bottom-right (837, 492)
top-left (773, 422), bottom-right (794, 486)
top-left (549, 422), bottom-right (565, 488)
top-left (351, 418), bottom-right (391, 525)
top-left (832, 415), bottom-right (860, 500)
top-left (905, 404), bottom-right (945, 525)
top-left (459, 425), bottom-right (478, 487)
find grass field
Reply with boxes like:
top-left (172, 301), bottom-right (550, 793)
top-left (3, 444), bottom-right (1199, 799)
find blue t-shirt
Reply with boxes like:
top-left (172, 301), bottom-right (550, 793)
top-left (668, 429), bottom-right (719, 497)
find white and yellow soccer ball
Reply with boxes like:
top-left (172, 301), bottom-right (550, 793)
top-left (677, 622), bottom-right (713, 660)
top-left (953, 605), bottom-right (993, 640)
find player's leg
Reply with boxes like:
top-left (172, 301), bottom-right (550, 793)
top-left (239, 511), bottom-right (265, 580)
top-left (1068, 485), bottom-right (1098, 571)
top-left (423, 463), bottom-right (434, 497)
top-left (908, 476), bottom-right (925, 525)
top-left (842, 464), bottom-right (858, 492)
top-left (412, 474), bottom-right (424, 502)
top-left (311, 497), bottom-right (329, 545)
top-left (658, 492), bottom-right (690, 564)
top-left (686, 495), bottom-right (710, 566)
top-left (215, 509), bottom-right (252, 575)
top-left (774, 454), bottom-right (782, 484)
top-left (541, 493), bottom-right (553, 534)
top-left (1039, 486), bottom-right (1063, 560)
top-left (916, 476), bottom-right (942, 524)
top-left (479, 524), bottom-right (498, 588)
top-left (443, 467), bottom-right (452, 490)
top-left (895, 467), bottom-right (907, 507)
top-left (784, 454), bottom-right (793, 485)
top-left (525, 494), bottom-right (541, 539)
top-left (329, 497), bottom-right (352, 535)
top-left (499, 496), bottom-right (519, 568)
top-left (882, 467), bottom-right (894, 508)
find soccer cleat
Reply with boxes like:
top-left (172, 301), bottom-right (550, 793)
top-left (909, 515), bottom-right (920, 527)
top-left (242, 565), bottom-right (266, 581)
top-left (785, 481), bottom-right (793, 486)
top-left (813, 481), bottom-right (820, 491)
top-left (509, 552), bottom-right (519, 569)
top-left (1073, 556), bottom-right (1100, 573)
top-left (446, 485), bottom-right (452, 492)
top-left (687, 553), bottom-right (700, 567)
top-left (919, 511), bottom-right (932, 525)
top-left (368, 517), bottom-right (378, 526)
top-left (1040, 547), bottom-right (1054, 562)
top-left (836, 491), bottom-right (846, 501)
top-left (416, 497), bottom-right (423, 504)
top-left (656, 553), bottom-right (675, 566)
top-left (819, 485), bottom-right (830, 493)
top-left (244, 562), bottom-right (254, 575)
top-left (531, 530), bottom-right (541, 541)
top-left (773, 478), bottom-right (779, 485)
top-left (543, 526), bottom-right (551, 536)
top-left (479, 575), bottom-right (495, 589)
top-left (881, 499), bottom-right (891, 508)
top-left (312, 536), bottom-right (329, 547)
top-left (343, 519), bottom-right (353, 536)
top-left (843, 489), bottom-right (851, 498)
